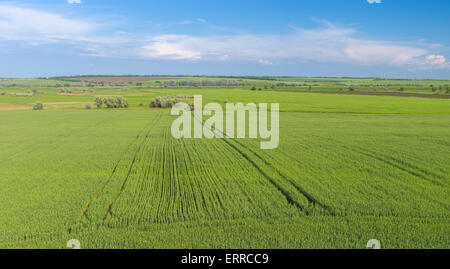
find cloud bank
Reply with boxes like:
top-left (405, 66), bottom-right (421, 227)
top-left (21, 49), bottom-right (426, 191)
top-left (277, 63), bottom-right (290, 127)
top-left (139, 27), bottom-right (449, 70)
top-left (0, 3), bottom-right (448, 72)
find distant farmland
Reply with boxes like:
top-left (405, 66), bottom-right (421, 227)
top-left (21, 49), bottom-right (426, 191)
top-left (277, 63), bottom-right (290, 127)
top-left (63, 76), bottom-right (174, 83)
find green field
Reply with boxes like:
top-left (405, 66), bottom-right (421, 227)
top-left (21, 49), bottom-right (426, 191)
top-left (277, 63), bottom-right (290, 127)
top-left (0, 77), bottom-right (449, 249)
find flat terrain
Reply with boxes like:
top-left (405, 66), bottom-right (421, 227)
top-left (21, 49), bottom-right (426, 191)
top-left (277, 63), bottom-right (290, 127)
top-left (64, 76), bottom-right (174, 83)
top-left (0, 77), bottom-right (448, 249)
top-left (273, 90), bottom-right (450, 99)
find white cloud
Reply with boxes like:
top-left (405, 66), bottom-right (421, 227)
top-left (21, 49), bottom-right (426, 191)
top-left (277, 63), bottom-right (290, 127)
top-left (367, 0), bottom-right (382, 4)
top-left (0, 4), bottom-right (94, 44)
top-left (139, 25), bottom-right (449, 70)
top-left (425, 54), bottom-right (447, 65)
top-left (67, 0), bottom-right (82, 4)
top-left (410, 55), bottom-right (450, 70)
top-left (258, 59), bottom-right (274, 65)
top-left (141, 35), bottom-right (202, 60)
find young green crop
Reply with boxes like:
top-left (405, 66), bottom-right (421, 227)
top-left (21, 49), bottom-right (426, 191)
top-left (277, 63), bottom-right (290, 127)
top-left (0, 77), bottom-right (449, 248)
top-left (0, 108), bottom-right (448, 248)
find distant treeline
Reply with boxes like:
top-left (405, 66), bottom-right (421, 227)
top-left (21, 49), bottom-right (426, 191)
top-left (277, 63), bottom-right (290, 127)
top-left (163, 80), bottom-right (245, 87)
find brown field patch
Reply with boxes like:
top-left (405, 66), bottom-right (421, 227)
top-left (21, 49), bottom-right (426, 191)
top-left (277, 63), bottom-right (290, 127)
top-left (0, 105), bottom-right (30, 111)
top-left (65, 76), bottom-right (173, 83)
top-left (44, 102), bottom-right (88, 109)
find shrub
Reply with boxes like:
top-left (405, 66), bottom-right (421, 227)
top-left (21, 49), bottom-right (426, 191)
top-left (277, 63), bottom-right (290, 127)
top-left (139, 103), bottom-right (143, 107)
top-left (100, 96), bottom-right (129, 108)
top-left (32, 101), bottom-right (44, 110)
top-left (95, 97), bottom-right (103, 108)
top-left (149, 95), bottom-right (193, 108)
top-left (85, 103), bottom-right (92, 109)
top-left (149, 100), bottom-right (158, 108)
top-left (160, 98), bottom-right (170, 108)
top-left (251, 87), bottom-right (256, 91)
top-left (104, 97), bottom-right (115, 108)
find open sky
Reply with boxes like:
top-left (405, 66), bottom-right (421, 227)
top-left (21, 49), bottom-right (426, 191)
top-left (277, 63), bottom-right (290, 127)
top-left (0, 0), bottom-right (449, 78)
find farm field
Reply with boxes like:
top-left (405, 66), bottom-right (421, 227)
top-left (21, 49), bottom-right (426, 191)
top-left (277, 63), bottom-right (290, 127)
top-left (0, 77), bottom-right (449, 249)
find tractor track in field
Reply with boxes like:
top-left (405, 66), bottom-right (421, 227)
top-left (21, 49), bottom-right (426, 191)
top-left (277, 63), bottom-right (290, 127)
top-left (102, 149), bottom-right (138, 221)
top-left (101, 113), bottom-right (163, 222)
top-left (220, 138), bottom-right (307, 212)
top-left (334, 140), bottom-right (445, 187)
top-left (75, 113), bottom-right (162, 224)
top-left (229, 138), bottom-right (335, 215)
top-left (193, 115), bottom-right (334, 216)
top-left (330, 139), bottom-right (450, 211)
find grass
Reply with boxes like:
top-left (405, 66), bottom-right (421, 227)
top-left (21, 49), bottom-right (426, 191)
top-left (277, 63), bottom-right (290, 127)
top-left (0, 110), bottom-right (448, 248)
top-left (1, 87), bottom-right (450, 113)
top-left (0, 77), bottom-right (449, 249)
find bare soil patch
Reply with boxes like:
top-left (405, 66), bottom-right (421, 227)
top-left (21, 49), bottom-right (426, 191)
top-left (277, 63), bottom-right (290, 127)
top-left (44, 102), bottom-right (87, 109)
top-left (0, 105), bottom-right (30, 111)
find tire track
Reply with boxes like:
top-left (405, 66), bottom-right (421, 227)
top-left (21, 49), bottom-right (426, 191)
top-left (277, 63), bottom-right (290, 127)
top-left (74, 113), bottom-right (162, 225)
top-left (193, 114), bottom-right (335, 215)
top-left (333, 140), bottom-right (445, 187)
top-left (101, 113), bottom-right (162, 222)
top-left (229, 138), bottom-right (335, 215)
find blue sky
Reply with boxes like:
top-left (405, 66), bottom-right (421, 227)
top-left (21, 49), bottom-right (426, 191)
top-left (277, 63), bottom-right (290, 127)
top-left (0, 0), bottom-right (449, 78)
